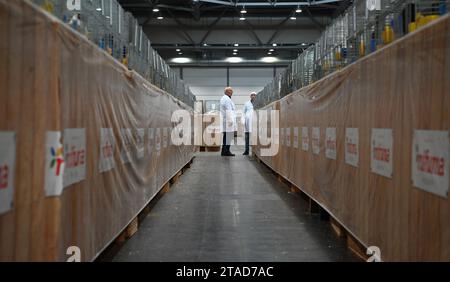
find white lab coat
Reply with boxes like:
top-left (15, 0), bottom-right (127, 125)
top-left (220, 94), bottom-right (236, 133)
top-left (242, 101), bottom-right (254, 133)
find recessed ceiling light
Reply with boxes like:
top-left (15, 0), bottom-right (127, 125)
top-left (153, 8), bottom-right (160, 12)
top-left (226, 57), bottom-right (243, 63)
top-left (261, 57), bottom-right (279, 63)
top-left (172, 57), bottom-right (192, 64)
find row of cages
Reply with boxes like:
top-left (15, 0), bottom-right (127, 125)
top-left (255, 0), bottom-right (450, 109)
top-left (30, 0), bottom-right (196, 108)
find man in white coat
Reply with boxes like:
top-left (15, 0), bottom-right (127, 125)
top-left (220, 87), bottom-right (237, 157)
top-left (243, 92), bottom-right (256, 155)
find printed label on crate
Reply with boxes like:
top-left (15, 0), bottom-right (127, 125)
top-left (136, 129), bottom-right (145, 160)
top-left (326, 128), bottom-right (337, 160)
top-left (45, 131), bottom-right (65, 197)
top-left (412, 130), bottom-right (449, 198)
top-left (66, 0), bottom-right (81, 11)
top-left (312, 127), bottom-right (320, 155)
top-left (286, 128), bottom-right (291, 147)
top-left (148, 128), bottom-right (155, 154)
top-left (121, 128), bottom-right (133, 164)
top-left (155, 128), bottom-right (162, 156)
top-left (280, 128), bottom-right (285, 146)
top-left (0, 132), bottom-right (16, 215)
top-left (163, 128), bottom-right (169, 149)
top-left (99, 128), bottom-right (115, 173)
top-left (371, 129), bottom-right (393, 178)
top-left (345, 128), bottom-right (359, 167)
top-left (63, 129), bottom-right (86, 188)
top-left (302, 127), bottom-right (309, 152)
top-left (293, 127), bottom-right (299, 149)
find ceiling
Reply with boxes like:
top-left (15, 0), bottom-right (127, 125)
top-left (118, 0), bottom-right (352, 67)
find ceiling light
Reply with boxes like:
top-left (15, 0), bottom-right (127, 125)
top-left (290, 16), bottom-right (297, 20)
top-left (96, 8), bottom-right (102, 11)
top-left (233, 49), bottom-right (238, 52)
top-left (226, 57), bottom-right (243, 63)
top-left (261, 57), bottom-right (279, 63)
top-left (239, 17), bottom-right (246, 21)
top-left (269, 49), bottom-right (275, 52)
top-left (233, 52), bottom-right (238, 55)
top-left (241, 8), bottom-right (247, 14)
top-left (272, 43), bottom-right (277, 47)
top-left (268, 52), bottom-right (272, 55)
top-left (296, 8), bottom-right (303, 13)
top-left (234, 43), bottom-right (239, 47)
top-left (178, 52), bottom-right (183, 55)
top-left (172, 57), bottom-right (192, 64)
top-left (157, 16), bottom-right (164, 20)
top-left (176, 49), bottom-right (181, 52)
top-left (302, 43), bottom-right (308, 46)
top-left (203, 43), bottom-right (208, 46)
top-left (153, 8), bottom-right (160, 12)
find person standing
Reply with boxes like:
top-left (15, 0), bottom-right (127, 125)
top-left (243, 93), bottom-right (256, 156)
top-left (220, 87), bottom-right (237, 157)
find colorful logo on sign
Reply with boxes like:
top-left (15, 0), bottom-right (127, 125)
top-left (416, 149), bottom-right (445, 177)
top-left (0, 165), bottom-right (8, 189)
top-left (50, 147), bottom-right (65, 176)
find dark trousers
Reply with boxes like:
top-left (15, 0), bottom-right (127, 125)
top-left (222, 132), bottom-right (233, 155)
top-left (244, 132), bottom-right (250, 154)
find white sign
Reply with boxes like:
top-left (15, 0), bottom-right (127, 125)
top-left (0, 132), bottom-right (16, 214)
top-left (302, 127), bottom-right (309, 152)
top-left (45, 131), bottom-right (65, 197)
top-left (99, 128), bottom-right (115, 173)
top-left (67, 0), bottom-right (81, 11)
top-left (148, 128), bottom-right (155, 154)
top-left (121, 128), bottom-right (133, 164)
top-left (63, 129), bottom-right (86, 187)
top-left (293, 127), bottom-right (299, 149)
top-left (163, 128), bottom-right (169, 148)
top-left (136, 129), bottom-right (145, 159)
top-left (345, 128), bottom-right (359, 167)
top-left (366, 0), bottom-right (381, 11)
top-left (286, 128), bottom-right (291, 147)
top-left (326, 128), bottom-right (337, 160)
top-left (155, 128), bottom-right (162, 156)
top-left (312, 127), bottom-right (320, 155)
top-left (371, 129), bottom-right (393, 178)
top-left (412, 130), bottom-right (449, 198)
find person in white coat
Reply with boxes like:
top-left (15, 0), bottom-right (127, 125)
top-left (220, 87), bottom-right (237, 156)
top-left (242, 92), bottom-right (256, 155)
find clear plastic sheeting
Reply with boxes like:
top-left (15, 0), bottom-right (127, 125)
top-left (0, 0), bottom-right (195, 261)
top-left (255, 15), bottom-right (450, 261)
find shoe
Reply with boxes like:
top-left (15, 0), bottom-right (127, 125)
top-left (243, 152), bottom-right (249, 156)
top-left (225, 153), bottom-right (235, 157)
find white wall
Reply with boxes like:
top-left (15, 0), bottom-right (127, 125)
top-left (175, 67), bottom-right (282, 111)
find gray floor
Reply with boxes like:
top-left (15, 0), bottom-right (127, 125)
top-left (110, 146), bottom-right (359, 262)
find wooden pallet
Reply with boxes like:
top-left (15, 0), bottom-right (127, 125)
top-left (254, 154), bottom-right (369, 261)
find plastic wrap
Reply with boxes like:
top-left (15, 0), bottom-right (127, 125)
top-left (0, 0), bottom-right (195, 261)
top-left (255, 14), bottom-right (450, 261)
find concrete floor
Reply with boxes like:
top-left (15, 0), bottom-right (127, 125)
top-left (109, 146), bottom-right (359, 262)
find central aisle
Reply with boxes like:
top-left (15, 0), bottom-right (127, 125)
top-left (110, 147), bottom-right (358, 262)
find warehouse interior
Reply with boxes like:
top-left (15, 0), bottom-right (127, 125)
top-left (0, 0), bottom-right (449, 264)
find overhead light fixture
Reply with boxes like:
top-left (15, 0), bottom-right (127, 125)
top-left (96, 8), bottom-right (102, 12)
top-left (233, 52), bottom-right (238, 55)
top-left (269, 49), bottom-right (275, 52)
top-left (153, 8), bottom-right (160, 12)
top-left (233, 49), bottom-right (238, 52)
top-left (290, 16), bottom-right (297, 20)
top-left (172, 57), bottom-right (192, 64)
top-left (203, 43), bottom-right (208, 46)
top-left (261, 57), bottom-right (279, 63)
top-left (176, 49), bottom-right (181, 52)
top-left (226, 57), bottom-right (243, 63)
top-left (296, 6), bottom-right (303, 13)
top-left (234, 43), bottom-right (239, 47)
top-left (302, 43), bottom-right (308, 46)
top-left (239, 17), bottom-right (246, 21)
top-left (272, 43), bottom-right (278, 47)
top-left (157, 16), bottom-right (164, 20)
top-left (268, 52), bottom-right (272, 55)
top-left (241, 7), bottom-right (247, 14)
top-left (178, 52), bottom-right (183, 55)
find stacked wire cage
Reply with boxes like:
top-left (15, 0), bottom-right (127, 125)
top-left (256, 0), bottom-right (449, 109)
top-left (31, 0), bottom-right (196, 108)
